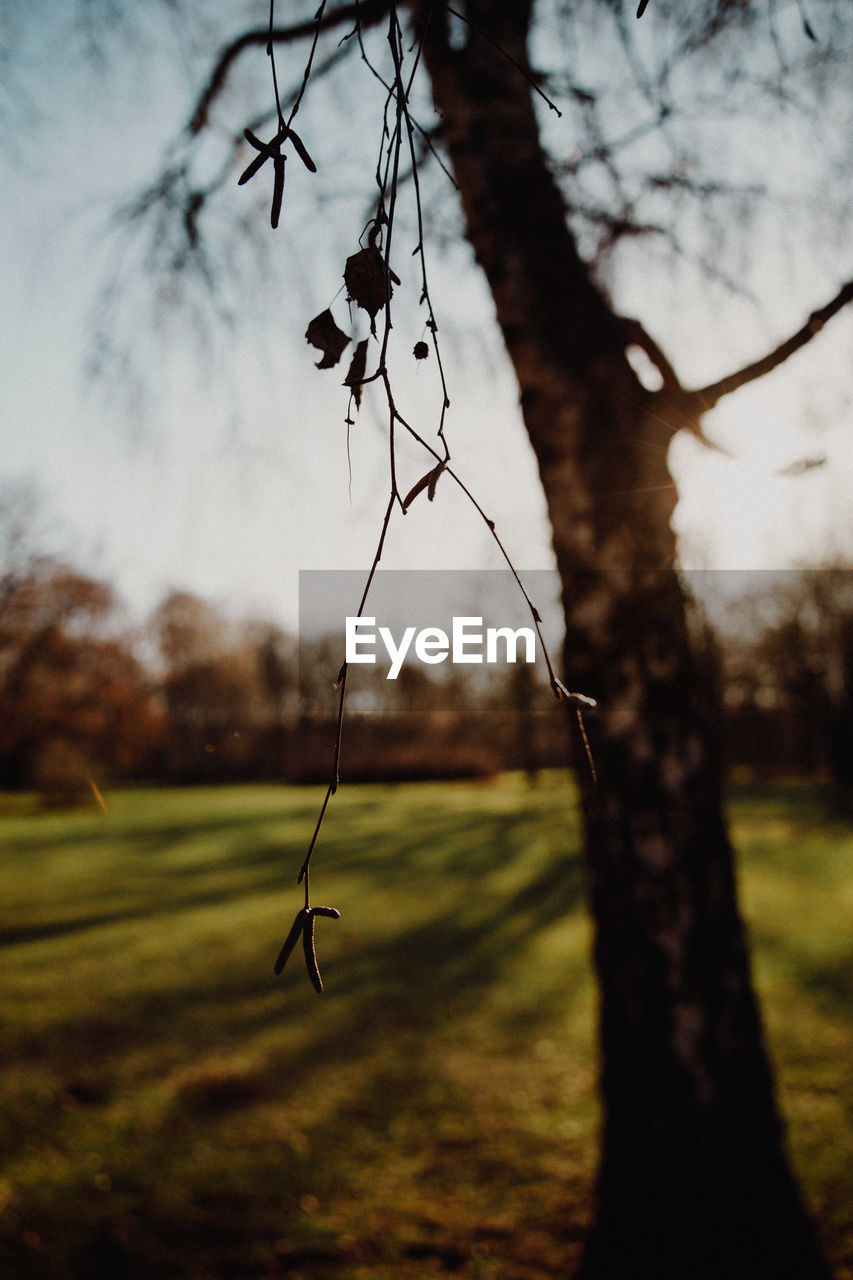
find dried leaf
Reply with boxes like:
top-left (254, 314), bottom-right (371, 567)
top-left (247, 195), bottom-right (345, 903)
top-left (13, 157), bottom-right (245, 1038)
top-left (344, 339), bottom-right (369, 408)
top-left (402, 462), bottom-right (444, 512)
top-left (305, 310), bottom-right (351, 369)
top-left (344, 246), bottom-right (398, 334)
top-left (402, 471), bottom-right (432, 512)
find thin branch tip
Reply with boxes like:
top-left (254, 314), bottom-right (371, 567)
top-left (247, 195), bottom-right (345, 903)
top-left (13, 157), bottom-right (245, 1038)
top-left (692, 277), bottom-right (853, 410)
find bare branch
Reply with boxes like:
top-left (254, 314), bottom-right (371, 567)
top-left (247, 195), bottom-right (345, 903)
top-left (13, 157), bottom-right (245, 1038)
top-left (622, 319), bottom-right (732, 453)
top-left (187, 0), bottom-right (390, 134)
top-left (690, 277), bottom-right (853, 411)
top-left (620, 316), bottom-right (683, 393)
top-left (445, 5), bottom-right (562, 118)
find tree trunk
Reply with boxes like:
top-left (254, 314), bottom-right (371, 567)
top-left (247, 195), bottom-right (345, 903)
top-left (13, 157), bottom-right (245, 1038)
top-left (420, 3), bottom-right (830, 1275)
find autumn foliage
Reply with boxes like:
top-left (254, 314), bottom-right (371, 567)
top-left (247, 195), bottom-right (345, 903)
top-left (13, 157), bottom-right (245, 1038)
top-left (0, 560), bottom-right (162, 800)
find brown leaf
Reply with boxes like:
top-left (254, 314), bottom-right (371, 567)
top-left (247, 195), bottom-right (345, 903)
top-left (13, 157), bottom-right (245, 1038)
top-left (402, 461), bottom-right (444, 512)
top-left (402, 470), bottom-right (432, 513)
top-left (305, 310), bottom-right (351, 369)
top-left (344, 339), bottom-right (369, 409)
top-left (344, 246), bottom-right (397, 334)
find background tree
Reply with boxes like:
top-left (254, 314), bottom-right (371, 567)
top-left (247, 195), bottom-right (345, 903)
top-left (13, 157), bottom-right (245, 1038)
top-left (779, 569), bottom-right (853, 788)
top-left (721, 567), bottom-right (853, 785)
top-left (18, 1), bottom-right (853, 1275)
top-left (151, 589), bottom-right (293, 782)
top-left (0, 556), bottom-right (163, 798)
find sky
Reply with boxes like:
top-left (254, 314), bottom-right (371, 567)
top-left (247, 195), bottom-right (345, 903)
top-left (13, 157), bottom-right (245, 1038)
top-left (2, 2), bottom-right (852, 635)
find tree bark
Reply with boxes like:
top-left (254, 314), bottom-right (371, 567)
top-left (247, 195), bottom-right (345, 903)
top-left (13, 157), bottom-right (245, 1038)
top-left (420, 3), bottom-right (830, 1275)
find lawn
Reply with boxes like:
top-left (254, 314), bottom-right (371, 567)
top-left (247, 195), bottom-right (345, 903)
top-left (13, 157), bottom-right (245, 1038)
top-left (1, 775), bottom-right (851, 1279)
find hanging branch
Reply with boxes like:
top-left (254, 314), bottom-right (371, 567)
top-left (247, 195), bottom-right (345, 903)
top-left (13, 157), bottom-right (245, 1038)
top-left (247, 1), bottom-right (596, 993)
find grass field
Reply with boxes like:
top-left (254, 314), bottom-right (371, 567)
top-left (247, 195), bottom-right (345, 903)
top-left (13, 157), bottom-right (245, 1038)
top-left (1, 774), bottom-right (851, 1279)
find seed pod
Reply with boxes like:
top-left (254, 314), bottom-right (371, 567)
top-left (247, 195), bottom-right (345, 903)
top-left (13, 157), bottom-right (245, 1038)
top-left (271, 156), bottom-right (285, 229)
top-left (274, 908), bottom-right (309, 975)
top-left (426, 462), bottom-right (444, 502)
top-left (286, 127), bottom-right (317, 173)
top-left (239, 127), bottom-right (287, 186)
top-left (302, 912), bottom-right (323, 993)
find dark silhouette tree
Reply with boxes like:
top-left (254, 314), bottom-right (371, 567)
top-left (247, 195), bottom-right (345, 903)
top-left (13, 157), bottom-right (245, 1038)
top-left (401, 8), bottom-right (846, 1277)
top-left (33, 1), bottom-right (853, 1275)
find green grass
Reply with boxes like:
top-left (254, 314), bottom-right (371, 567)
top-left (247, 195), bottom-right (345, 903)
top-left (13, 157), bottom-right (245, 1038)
top-left (0, 775), bottom-right (851, 1279)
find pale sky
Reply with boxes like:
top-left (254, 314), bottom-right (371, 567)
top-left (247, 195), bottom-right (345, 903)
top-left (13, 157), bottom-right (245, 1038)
top-left (3, 4), bottom-right (852, 633)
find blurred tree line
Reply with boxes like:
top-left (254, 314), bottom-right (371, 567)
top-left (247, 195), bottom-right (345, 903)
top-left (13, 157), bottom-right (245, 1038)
top-left (719, 569), bottom-right (853, 784)
top-left (2, 523), bottom-right (851, 800)
top-left (0, 560), bottom-right (575, 798)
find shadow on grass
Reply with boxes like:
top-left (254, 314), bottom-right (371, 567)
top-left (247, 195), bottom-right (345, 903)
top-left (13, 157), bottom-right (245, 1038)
top-left (2, 782), bottom-right (593, 1279)
top-left (0, 874), bottom-right (284, 950)
top-left (9, 813), bottom-right (587, 1065)
top-left (789, 949), bottom-right (853, 1020)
